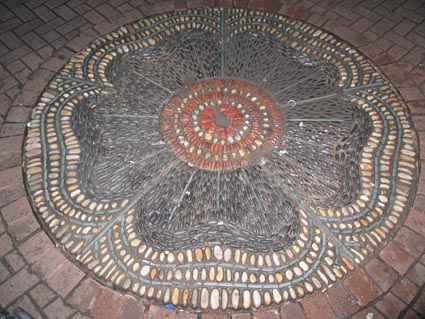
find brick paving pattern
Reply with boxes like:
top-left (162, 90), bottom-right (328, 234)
top-left (0, 0), bottom-right (424, 318)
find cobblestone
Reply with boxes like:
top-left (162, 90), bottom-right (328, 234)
top-left (44, 298), bottom-right (77, 319)
top-left (380, 241), bottom-right (416, 275)
top-left (0, 268), bottom-right (39, 307)
top-left (345, 269), bottom-right (382, 306)
top-left (375, 293), bottom-right (407, 318)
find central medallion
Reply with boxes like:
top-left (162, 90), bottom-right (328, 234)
top-left (160, 79), bottom-right (283, 171)
top-left (22, 8), bottom-right (418, 311)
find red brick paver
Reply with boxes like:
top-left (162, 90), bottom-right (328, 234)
top-left (301, 293), bottom-right (336, 319)
top-left (0, 0), bottom-right (425, 319)
top-left (345, 269), bottom-right (382, 307)
top-left (379, 241), bottom-right (416, 275)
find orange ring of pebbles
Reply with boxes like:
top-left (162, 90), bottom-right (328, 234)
top-left (160, 79), bottom-right (284, 171)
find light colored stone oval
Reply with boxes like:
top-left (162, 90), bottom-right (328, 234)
top-left (231, 289), bottom-right (240, 309)
top-left (210, 289), bottom-right (220, 310)
top-left (200, 288), bottom-right (209, 309)
top-left (253, 290), bottom-right (261, 308)
top-left (263, 291), bottom-right (272, 306)
top-left (272, 289), bottom-right (282, 303)
top-left (242, 290), bottom-right (251, 309)
top-left (214, 246), bottom-right (223, 260)
top-left (140, 265), bottom-right (150, 276)
top-left (172, 288), bottom-right (179, 305)
top-left (216, 266), bottom-right (224, 282)
top-left (224, 248), bottom-right (232, 262)
top-left (222, 289), bottom-right (228, 310)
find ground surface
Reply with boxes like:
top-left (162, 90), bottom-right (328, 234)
top-left (0, 0), bottom-right (424, 318)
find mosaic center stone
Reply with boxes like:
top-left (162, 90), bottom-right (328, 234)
top-left (160, 79), bottom-right (283, 171)
top-left (23, 8), bottom-right (418, 311)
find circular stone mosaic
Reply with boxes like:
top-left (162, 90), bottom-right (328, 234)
top-left (23, 8), bottom-right (419, 311)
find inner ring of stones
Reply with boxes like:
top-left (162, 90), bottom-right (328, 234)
top-left (160, 79), bottom-right (284, 171)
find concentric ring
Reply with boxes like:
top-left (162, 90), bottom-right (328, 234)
top-left (160, 79), bottom-right (283, 171)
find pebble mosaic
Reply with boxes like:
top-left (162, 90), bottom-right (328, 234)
top-left (22, 8), bottom-right (419, 311)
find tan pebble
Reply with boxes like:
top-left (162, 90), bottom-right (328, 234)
top-left (175, 269), bottom-right (182, 280)
top-left (224, 248), bottom-right (232, 262)
top-left (231, 289), bottom-right (240, 309)
top-left (132, 282), bottom-right (139, 293)
top-left (294, 266), bottom-right (302, 277)
top-left (187, 249), bottom-right (193, 262)
top-left (140, 265), bottom-right (150, 276)
top-left (289, 287), bottom-right (296, 299)
top-left (285, 269), bottom-right (293, 281)
top-left (250, 254), bottom-right (256, 265)
top-left (182, 288), bottom-right (189, 307)
top-left (139, 286), bottom-right (146, 297)
top-left (305, 281), bottom-right (314, 292)
top-left (296, 286), bottom-right (305, 297)
top-left (253, 290), bottom-right (261, 308)
top-left (333, 267), bottom-right (343, 278)
top-left (283, 290), bottom-right (289, 301)
top-left (242, 290), bottom-right (251, 309)
top-left (177, 252), bottom-right (184, 263)
top-left (222, 289), bottom-right (228, 310)
top-left (167, 253), bottom-right (175, 263)
top-left (144, 247), bottom-right (152, 258)
top-left (200, 288), bottom-right (209, 309)
top-left (209, 267), bottom-right (216, 281)
top-left (227, 269), bottom-right (232, 281)
top-left (205, 247), bottom-right (211, 260)
top-left (272, 253), bottom-right (281, 266)
top-left (234, 249), bottom-right (241, 263)
top-left (249, 273), bottom-right (257, 283)
top-left (172, 288), bottom-right (179, 305)
top-left (156, 288), bottom-right (163, 301)
top-left (195, 248), bottom-right (203, 261)
top-left (122, 278), bottom-right (131, 289)
top-left (150, 268), bottom-right (157, 280)
top-left (147, 287), bottom-right (155, 299)
top-left (201, 268), bottom-right (207, 280)
top-left (191, 289), bottom-right (198, 308)
top-left (214, 246), bottom-right (223, 260)
top-left (132, 262), bottom-right (140, 272)
top-left (265, 255), bottom-right (272, 266)
top-left (257, 255), bottom-right (264, 267)
top-left (210, 289), bottom-right (220, 310)
top-left (341, 256), bottom-right (355, 271)
top-left (158, 269), bottom-right (164, 280)
top-left (216, 267), bottom-right (224, 281)
top-left (275, 272), bottom-right (284, 283)
top-left (375, 228), bottom-right (387, 239)
top-left (317, 270), bottom-right (329, 285)
top-left (272, 289), bottom-right (282, 303)
top-left (322, 265), bottom-right (336, 282)
top-left (300, 261), bottom-right (309, 271)
top-left (130, 239), bottom-right (141, 247)
top-left (312, 276), bottom-right (321, 289)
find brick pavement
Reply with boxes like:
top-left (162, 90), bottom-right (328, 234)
top-left (0, 0), bottom-right (424, 318)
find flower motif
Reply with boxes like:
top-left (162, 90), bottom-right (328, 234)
top-left (76, 26), bottom-right (370, 252)
top-left (24, 9), bottom-right (417, 309)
